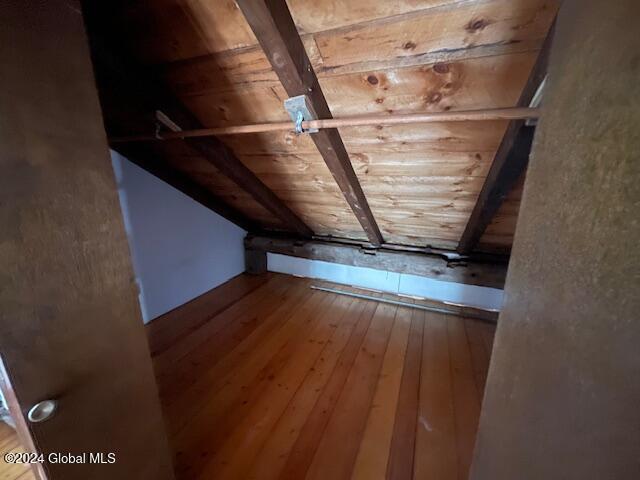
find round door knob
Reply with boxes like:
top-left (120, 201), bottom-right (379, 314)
top-left (27, 400), bottom-right (57, 423)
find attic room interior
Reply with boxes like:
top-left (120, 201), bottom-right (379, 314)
top-left (0, 0), bottom-right (638, 479)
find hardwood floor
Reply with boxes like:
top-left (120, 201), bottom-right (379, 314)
top-left (148, 273), bottom-right (496, 480)
top-left (0, 422), bottom-right (36, 480)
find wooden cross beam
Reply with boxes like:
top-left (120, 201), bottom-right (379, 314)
top-left (457, 21), bottom-right (556, 254)
top-left (236, 0), bottom-right (384, 246)
top-left (83, 3), bottom-right (313, 237)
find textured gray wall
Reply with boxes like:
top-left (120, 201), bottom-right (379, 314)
top-left (471, 1), bottom-right (640, 478)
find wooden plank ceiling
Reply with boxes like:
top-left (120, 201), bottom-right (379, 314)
top-left (97, 0), bottom-right (557, 252)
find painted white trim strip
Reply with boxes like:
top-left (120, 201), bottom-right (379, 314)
top-left (267, 253), bottom-right (503, 311)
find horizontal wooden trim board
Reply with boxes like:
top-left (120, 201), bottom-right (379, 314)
top-left (309, 285), bottom-right (498, 322)
top-left (267, 252), bottom-right (503, 313)
top-left (110, 107), bottom-right (539, 143)
top-left (245, 235), bottom-right (507, 290)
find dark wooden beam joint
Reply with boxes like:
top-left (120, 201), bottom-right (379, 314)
top-left (245, 248), bottom-right (267, 275)
top-left (236, 0), bottom-right (383, 246)
top-left (246, 235), bottom-right (507, 289)
top-left (457, 20), bottom-right (556, 254)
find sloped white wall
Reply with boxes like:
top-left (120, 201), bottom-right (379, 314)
top-left (111, 151), bottom-right (246, 323)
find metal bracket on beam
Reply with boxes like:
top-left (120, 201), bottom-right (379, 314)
top-left (284, 95), bottom-right (318, 134)
top-left (155, 109), bottom-right (182, 139)
top-left (155, 110), bottom-right (182, 132)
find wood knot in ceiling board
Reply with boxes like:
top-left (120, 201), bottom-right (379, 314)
top-left (366, 75), bottom-right (378, 85)
top-left (425, 91), bottom-right (443, 104)
top-left (421, 62), bottom-right (461, 110)
top-left (465, 18), bottom-right (492, 33)
top-left (351, 152), bottom-right (369, 164)
top-left (403, 41), bottom-right (417, 51)
top-left (364, 72), bottom-right (389, 90)
top-left (433, 63), bottom-right (450, 74)
top-left (465, 163), bottom-right (483, 176)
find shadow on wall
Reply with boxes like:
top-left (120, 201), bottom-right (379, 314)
top-left (111, 151), bottom-right (247, 323)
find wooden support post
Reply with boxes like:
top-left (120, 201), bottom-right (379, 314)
top-left (471, 1), bottom-right (640, 477)
top-left (82, 4), bottom-right (313, 237)
top-left (236, 0), bottom-right (384, 246)
top-left (457, 21), bottom-right (555, 254)
top-left (245, 248), bottom-right (268, 275)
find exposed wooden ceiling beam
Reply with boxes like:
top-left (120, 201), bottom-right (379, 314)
top-left (181, 137), bottom-right (312, 237)
top-left (457, 21), bottom-right (556, 254)
top-left (236, 0), bottom-right (384, 246)
top-left (82, 3), bottom-right (313, 237)
top-left (246, 234), bottom-right (508, 290)
top-left (116, 143), bottom-right (258, 232)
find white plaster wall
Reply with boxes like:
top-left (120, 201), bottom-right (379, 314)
top-left (111, 151), bottom-right (246, 323)
top-left (267, 253), bottom-right (503, 311)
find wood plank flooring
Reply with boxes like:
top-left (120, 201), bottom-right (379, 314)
top-left (146, 273), bottom-right (273, 356)
top-left (148, 273), bottom-right (496, 480)
top-left (0, 422), bottom-right (36, 480)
